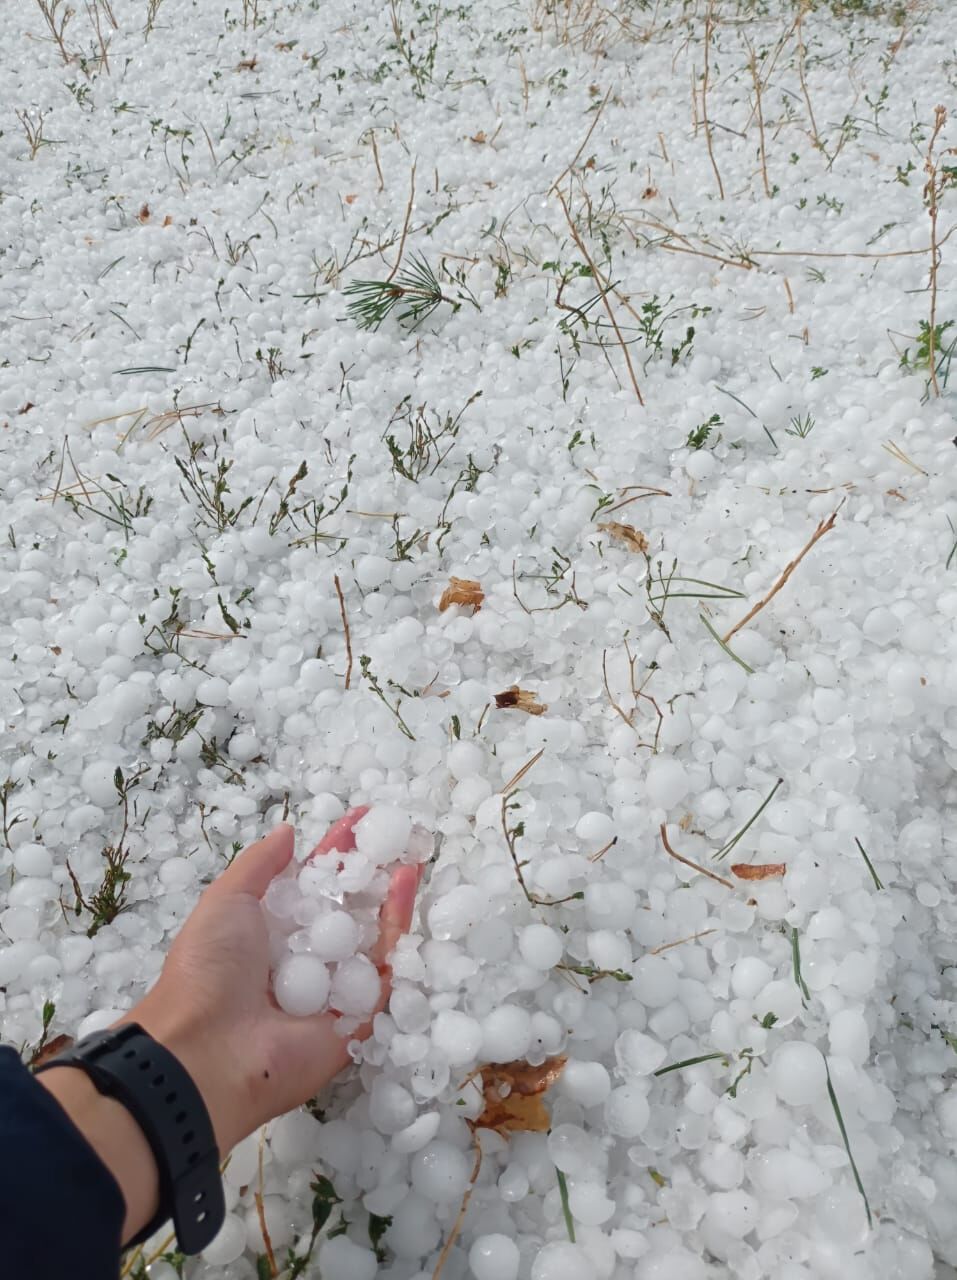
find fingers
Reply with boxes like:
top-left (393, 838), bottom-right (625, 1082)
top-left (308, 806), bottom-right (369, 859)
top-left (370, 863), bottom-right (422, 969)
top-left (215, 823), bottom-right (295, 898)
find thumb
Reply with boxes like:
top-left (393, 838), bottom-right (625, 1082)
top-left (214, 824), bottom-right (295, 898)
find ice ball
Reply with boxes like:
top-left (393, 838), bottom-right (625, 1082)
top-left (318, 1235), bottom-right (378, 1280)
top-left (354, 806), bottom-right (413, 860)
top-left (770, 1041), bottom-right (827, 1106)
top-left (410, 1140), bottom-right (472, 1203)
top-left (606, 1083), bottom-right (650, 1137)
top-left (645, 758), bottom-right (690, 808)
top-left (330, 954), bottom-right (381, 1016)
top-left (432, 1009), bottom-right (483, 1065)
top-left (519, 922), bottom-right (563, 969)
top-left (469, 1233), bottom-right (520, 1280)
top-left (309, 909), bottom-right (360, 961)
top-left (531, 1241), bottom-right (596, 1280)
top-left (481, 1005), bottom-right (532, 1061)
top-left (274, 954), bottom-right (331, 1016)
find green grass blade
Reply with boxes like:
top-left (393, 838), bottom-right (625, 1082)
top-left (555, 1169), bottom-right (575, 1243)
top-left (853, 837), bottom-right (883, 890)
top-left (825, 1060), bottom-right (873, 1229)
top-left (713, 777), bottom-right (783, 861)
top-left (700, 612), bottom-right (754, 674)
top-left (791, 925), bottom-right (810, 1005)
top-left (654, 1052), bottom-right (727, 1078)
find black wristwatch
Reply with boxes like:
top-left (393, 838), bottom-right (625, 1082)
top-left (35, 1022), bottom-right (226, 1254)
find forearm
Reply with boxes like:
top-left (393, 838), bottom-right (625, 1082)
top-left (37, 1066), bottom-right (161, 1245)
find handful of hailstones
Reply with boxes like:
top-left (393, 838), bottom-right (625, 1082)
top-left (264, 807), bottom-right (432, 1034)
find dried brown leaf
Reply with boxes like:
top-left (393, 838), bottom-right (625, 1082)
top-left (475, 1057), bottom-right (567, 1136)
top-left (730, 862), bottom-right (786, 881)
top-left (494, 686), bottom-right (547, 715)
top-left (439, 577), bottom-right (484, 614)
top-left (598, 521), bottom-right (648, 553)
top-left (137, 204), bottom-right (150, 223)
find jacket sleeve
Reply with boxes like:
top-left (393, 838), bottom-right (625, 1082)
top-left (0, 1044), bottom-right (125, 1279)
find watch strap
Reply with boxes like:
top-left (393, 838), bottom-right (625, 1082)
top-left (36, 1023), bottom-right (224, 1254)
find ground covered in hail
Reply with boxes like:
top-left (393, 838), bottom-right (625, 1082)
top-left (2, 0), bottom-right (957, 1276)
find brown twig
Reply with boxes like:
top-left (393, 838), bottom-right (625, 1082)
top-left (701, 2), bottom-right (725, 200)
top-left (556, 189), bottom-right (644, 406)
top-left (744, 34), bottom-right (770, 198)
top-left (795, 0), bottom-right (820, 150)
top-left (256, 1128), bottom-right (279, 1278)
top-left (500, 748), bottom-right (545, 795)
top-left (333, 573), bottom-right (352, 689)
top-left (386, 159), bottom-right (417, 284)
top-left (432, 1139), bottom-right (483, 1279)
top-left (660, 824), bottom-right (734, 891)
top-left (550, 86), bottom-right (612, 194)
top-left (649, 928), bottom-right (717, 955)
top-left (722, 503), bottom-right (843, 644)
top-left (589, 836), bottom-right (617, 863)
top-left (370, 131), bottom-right (385, 192)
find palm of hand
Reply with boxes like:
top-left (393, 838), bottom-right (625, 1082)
top-left (131, 811), bottom-right (419, 1153)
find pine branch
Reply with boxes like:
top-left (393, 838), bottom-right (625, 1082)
top-left (344, 253), bottom-right (450, 331)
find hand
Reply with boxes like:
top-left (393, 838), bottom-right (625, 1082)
top-left (129, 808), bottom-right (421, 1154)
top-left (39, 809), bottom-right (421, 1245)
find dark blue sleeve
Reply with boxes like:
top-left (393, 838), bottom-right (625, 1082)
top-left (0, 1045), bottom-right (124, 1279)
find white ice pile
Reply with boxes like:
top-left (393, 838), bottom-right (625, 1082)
top-left (265, 807), bottom-right (432, 1027)
top-left (2, 0), bottom-right (957, 1276)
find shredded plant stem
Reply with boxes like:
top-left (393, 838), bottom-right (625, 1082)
top-left (722, 503), bottom-right (842, 643)
top-left (660, 824), bottom-right (735, 891)
top-left (432, 1139), bottom-right (483, 1279)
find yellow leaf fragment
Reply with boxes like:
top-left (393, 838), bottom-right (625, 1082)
top-left (475, 1057), bottom-right (567, 1136)
top-left (730, 862), bottom-right (786, 881)
top-left (494, 686), bottom-right (547, 715)
top-left (598, 521), bottom-right (648, 553)
top-left (439, 577), bottom-right (484, 613)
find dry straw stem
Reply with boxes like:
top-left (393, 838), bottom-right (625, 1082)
top-left (549, 86), bottom-right (612, 195)
top-left (649, 928), bottom-right (717, 956)
top-left (500, 747), bottom-right (545, 795)
top-left (743, 33), bottom-right (770, 198)
top-left (556, 188), bottom-right (644, 407)
top-left (370, 130), bottom-right (385, 192)
top-left (700, 1), bottom-right (725, 200)
top-left (660, 824), bottom-right (735, 892)
top-left (924, 105), bottom-right (952, 398)
top-left (256, 1126), bottom-right (279, 1277)
top-left (333, 573), bottom-right (352, 689)
top-left (33, 0), bottom-right (74, 64)
top-left (86, 0), bottom-right (111, 74)
top-left (432, 1140), bottom-right (483, 1279)
top-left (795, 0), bottom-right (820, 150)
top-left (722, 502), bottom-right (842, 644)
top-left (386, 159), bottom-right (417, 284)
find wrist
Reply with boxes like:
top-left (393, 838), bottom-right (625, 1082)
top-left (119, 995), bottom-right (248, 1154)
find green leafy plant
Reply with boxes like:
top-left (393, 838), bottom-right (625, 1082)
top-left (900, 319), bottom-right (956, 393)
top-left (785, 412), bottom-right (816, 438)
top-left (686, 414), bottom-right (721, 450)
top-left (65, 766), bottom-right (150, 937)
